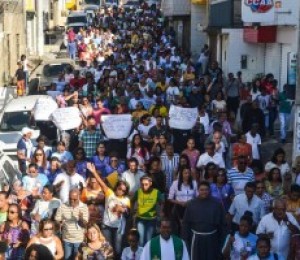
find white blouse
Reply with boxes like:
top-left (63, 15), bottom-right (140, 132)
top-left (168, 180), bottom-right (198, 202)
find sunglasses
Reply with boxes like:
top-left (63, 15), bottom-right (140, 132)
top-left (43, 228), bottom-right (53, 231)
top-left (9, 211), bottom-right (17, 214)
top-left (35, 153), bottom-right (43, 156)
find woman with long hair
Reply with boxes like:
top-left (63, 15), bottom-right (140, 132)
top-left (73, 147), bottom-right (88, 180)
top-left (91, 142), bottom-right (110, 176)
top-left (210, 168), bottom-right (234, 211)
top-left (150, 134), bottom-right (167, 157)
top-left (27, 219), bottom-right (63, 259)
top-left (168, 167), bottom-right (197, 235)
top-left (265, 148), bottom-right (291, 192)
top-left (75, 223), bottom-right (113, 260)
top-left (87, 163), bottom-right (130, 258)
top-left (182, 137), bottom-right (200, 172)
top-left (0, 204), bottom-right (30, 259)
top-left (265, 167), bottom-right (284, 198)
top-left (127, 133), bottom-right (150, 170)
top-left (81, 176), bottom-right (105, 225)
top-left (31, 148), bottom-right (48, 174)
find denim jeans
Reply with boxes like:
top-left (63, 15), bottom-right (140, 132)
top-left (137, 218), bottom-right (156, 246)
top-left (279, 112), bottom-right (290, 140)
top-left (68, 42), bottom-right (76, 60)
top-left (63, 241), bottom-right (81, 260)
top-left (102, 225), bottom-right (123, 255)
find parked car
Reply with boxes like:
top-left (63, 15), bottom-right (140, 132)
top-left (29, 58), bottom-right (76, 94)
top-left (66, 11), bottom-right (88, 33)
top-left (123, 0), bottom-right (140, 10)
top-left (0, 143), bottom-right (21, 189)
top-left (0, 95), bottom-right (58, 159)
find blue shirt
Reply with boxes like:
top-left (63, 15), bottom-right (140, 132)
top-left (76, 160), bottom-right (88, 180)
top-left (91, 156), bottom-right (110, 175)
top-left (222, 232), bottom-right (257, 260)
top-left (227, 167), bottom-right (255, 195)
top-left (22, 174), bottom-right (49, 193)
top-left (45, 168), bottom-right (62, 185)
top-left (104, 163), bottom-right (126, 178)
top-left (210, 183), bottom-right (234, 211)
top-left (51, 151), bottom-right (74, 164)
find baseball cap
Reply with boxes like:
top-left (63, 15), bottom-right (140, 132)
top-left (21, 127), bottom-right (34, 135)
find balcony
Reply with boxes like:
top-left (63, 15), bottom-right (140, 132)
top-left (161, 0), bottom-right (191, 17)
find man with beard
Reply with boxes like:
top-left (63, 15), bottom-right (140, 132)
top-left (183, 181), bottom-right (226, 259)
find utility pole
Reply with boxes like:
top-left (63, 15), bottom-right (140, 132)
top-left (292, 3), bottom-right (300, 161)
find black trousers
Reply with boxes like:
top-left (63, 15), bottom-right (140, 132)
top-left (227, 96), bottom-right (240, 116)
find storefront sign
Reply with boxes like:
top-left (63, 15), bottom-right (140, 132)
top-left (242, 0), bottom-right (275, 23)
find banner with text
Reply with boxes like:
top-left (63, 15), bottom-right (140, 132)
top-left (169, 105), bottom-right (198, 130)
top-left (50, 107), bottom-right (82, 131)
top-left (101, 114), bottom-right (132, 139)
top-left (33, 97), bottom-right (58, 121)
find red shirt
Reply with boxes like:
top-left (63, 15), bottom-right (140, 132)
top-left (69, 77), bottom-right (86, 89)
top-left (67, 30), bottom-right (76, 42)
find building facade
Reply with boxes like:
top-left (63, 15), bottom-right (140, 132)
top-left (0, 0), bottom-right (26, 84)
top-left (208, 0), bottom-right (298, 88)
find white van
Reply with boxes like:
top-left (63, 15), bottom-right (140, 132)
top-left (66, 11), bottom-right (88, 33)
top-left (0, 95), bottom-right (58, 158)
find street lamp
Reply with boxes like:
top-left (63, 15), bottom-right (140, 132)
top-left (0, 0), bottom-right (19, 13)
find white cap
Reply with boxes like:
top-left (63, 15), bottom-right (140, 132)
top-left (21, 127), bottom-right (34, 135)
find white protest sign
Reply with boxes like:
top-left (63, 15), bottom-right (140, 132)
top-left (168, 105), bottom-right (198, 130)
top-left (101, 114), bottom-right (132, 139)
top-left (50, 107), bottom-right (82, 131)
top-left (33, 97), bottom-right (58, 121)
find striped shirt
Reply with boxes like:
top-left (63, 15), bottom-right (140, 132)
top-left (227, 167), bottom-right (255, 195)
top-left (160, 153), bottom-right (180, 189)
top-left (55, 202), bottom-right (89, 243)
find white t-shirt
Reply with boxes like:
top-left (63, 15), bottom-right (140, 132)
top-left (166, 86), bottom-right (180, 103)
top-left (246, 132), bottom-right (261, 160)
top-left (196, 152), bottom-right (225, 168)
top-left (212, 100), bottom-right (226, 110)
top-left (53, 172), bottom-right (86, 203)
top-left (199, 113), bottom-right (209, 134)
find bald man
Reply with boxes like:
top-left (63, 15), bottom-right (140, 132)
top-left (256, 199), bottom-right (300, 259)
top-left (55, 189), bottom-right (89, 260)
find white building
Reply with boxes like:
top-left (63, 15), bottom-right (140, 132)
top-left (208, 0), bottom-right (298, 89)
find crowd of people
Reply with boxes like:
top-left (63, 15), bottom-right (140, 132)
top-left (4, 1), bottom-right (300, 260)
